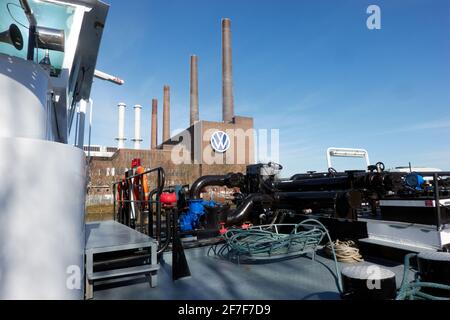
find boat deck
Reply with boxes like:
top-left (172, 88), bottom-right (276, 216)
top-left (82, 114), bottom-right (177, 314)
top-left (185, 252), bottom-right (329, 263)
top-left (93, 246), bottom-right (409, 300)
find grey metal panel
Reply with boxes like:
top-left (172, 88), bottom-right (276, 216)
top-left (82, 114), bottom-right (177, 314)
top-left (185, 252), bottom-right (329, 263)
top-left (88, 265), bottom-right (159, 281)
top-left (360, 218), bottom-right (441, 249)
top-left (0, 137), bottom-right (86, 300)
top-left (84, 221), bottom-right (159, 299)
top-left (86, 221), bottom-right (157, 251)
top-left (0, 54), bottom-right (49, 140)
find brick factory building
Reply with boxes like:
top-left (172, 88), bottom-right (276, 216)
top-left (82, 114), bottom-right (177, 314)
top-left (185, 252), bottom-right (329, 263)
top-left (86, 18), bottom-right (255, 205)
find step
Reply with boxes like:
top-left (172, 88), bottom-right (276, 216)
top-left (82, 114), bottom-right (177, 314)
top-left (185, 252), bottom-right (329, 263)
top-left (358, 237), bottom-right (438, 263)
top-left (88, 264), bottom-right (159, 281)
top-left (359, 237), bottom-right (438, 253)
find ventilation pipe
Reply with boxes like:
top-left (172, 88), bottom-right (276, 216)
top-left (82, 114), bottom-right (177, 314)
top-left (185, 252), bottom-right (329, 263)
top-left (132, 104), bottom-right (143, 150)
top-left (116, 102), bottom-right (126, 149)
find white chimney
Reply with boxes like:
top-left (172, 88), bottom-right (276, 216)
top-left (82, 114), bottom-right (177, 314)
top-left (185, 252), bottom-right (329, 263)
top-left (132, 104), bottom-right (143, 150)
top-left (116, 102), bottom-right (127, 149)
top-left (76, 99), bottom-right (88, 149)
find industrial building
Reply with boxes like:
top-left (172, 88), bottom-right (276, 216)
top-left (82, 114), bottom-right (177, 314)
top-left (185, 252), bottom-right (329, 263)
top-left (86, 19), bottom-right (255, 203)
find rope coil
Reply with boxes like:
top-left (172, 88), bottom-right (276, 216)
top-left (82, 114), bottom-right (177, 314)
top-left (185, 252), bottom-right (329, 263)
top-left (209, 219), bottom-right (344, 293)
top-left (325, 240), bottom-right (364, 263)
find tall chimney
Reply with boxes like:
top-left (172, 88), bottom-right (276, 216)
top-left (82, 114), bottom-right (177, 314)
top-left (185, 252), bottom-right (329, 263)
top-left (222, 18), bottom-right (234, 123)
top-left (190, 55), bottom-right (199, 126)
top-left (163, 85), bottom-right (171, 142)
top-left (151, 99), bottom-right (158, 149)
top-left (132, 104), bottom-right (143, 150)
top-left (116, 102), bottom-right (127, 149)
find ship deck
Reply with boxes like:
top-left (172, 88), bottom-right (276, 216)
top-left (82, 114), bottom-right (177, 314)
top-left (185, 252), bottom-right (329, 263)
top-left (93, 245), bottom-right (409, 300)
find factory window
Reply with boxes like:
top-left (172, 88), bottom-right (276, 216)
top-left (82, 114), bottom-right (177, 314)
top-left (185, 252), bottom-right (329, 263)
top-left (106, 168), bottom-right (110, 176)
top-left (111, 168), bottom-right (115, 176)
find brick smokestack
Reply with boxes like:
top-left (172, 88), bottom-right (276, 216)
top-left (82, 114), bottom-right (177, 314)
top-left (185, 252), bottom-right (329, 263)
top-left (222, 18), bottom-right (234, 123)
top-left (190, 55), bottom-right (199, 126)
top-left (163, 85), bottom-right (171, 142)
top-left (151, 99), bottom-right (158, 149)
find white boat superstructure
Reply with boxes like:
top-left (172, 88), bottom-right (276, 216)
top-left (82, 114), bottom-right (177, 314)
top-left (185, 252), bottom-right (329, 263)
top-left (0, 0), bottom-right (109, 299)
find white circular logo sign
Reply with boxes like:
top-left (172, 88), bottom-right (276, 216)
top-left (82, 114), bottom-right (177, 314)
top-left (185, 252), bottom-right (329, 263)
top-left (211, 131), bottom-right (231, 153)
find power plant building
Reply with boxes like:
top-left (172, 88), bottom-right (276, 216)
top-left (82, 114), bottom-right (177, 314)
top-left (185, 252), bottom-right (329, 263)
top-left (87, 19), bottom-right (255, 202)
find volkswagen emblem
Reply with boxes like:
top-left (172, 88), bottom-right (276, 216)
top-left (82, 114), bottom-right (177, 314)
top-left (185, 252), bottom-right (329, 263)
top-left (211, 131), bottom-right (231, 153)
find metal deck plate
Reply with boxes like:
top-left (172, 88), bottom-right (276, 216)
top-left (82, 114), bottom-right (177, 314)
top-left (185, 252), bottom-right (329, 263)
top-left (92, 246), bottom-right (409, 300)
top-left (86, 220), bottom-right (157, 253)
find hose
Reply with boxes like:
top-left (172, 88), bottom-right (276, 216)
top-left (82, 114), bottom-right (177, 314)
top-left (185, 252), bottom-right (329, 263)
top-left (210, 219), bottom-right (343, 293)
top-left (324, 240), bottom-right (363, 263)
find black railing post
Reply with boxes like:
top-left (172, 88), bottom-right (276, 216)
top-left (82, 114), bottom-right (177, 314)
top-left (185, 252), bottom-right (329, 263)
top-left (112, 183), bottom-right (116, 222)
top-left (156, 170), bottom-right (162, 244)
top-left (434, 173), bottom-right (442, 231)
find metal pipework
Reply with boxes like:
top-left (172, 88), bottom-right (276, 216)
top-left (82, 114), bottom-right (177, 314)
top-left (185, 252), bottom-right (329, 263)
top-left (75, 99), bottom-right (88, 149)
top-left (35, 26), bottom-right (65, 52)
top-left (226, 194), bottom-right (273, 226)
top-left (222, 18), bottom-right (234, 123)
top-left (132, 104), bottom-right (143, 150)
top-left (163, 85), bottom-right (171, 142)
top-left (151, 99), bottom-right (158, 149)
top-left (189, 173), bottom-right (245, 199)
top-left (190, 55), bottom-right (199, 126)
top-left (273, 190), bottom-right (362, 215)
top-left (116, 102), bottom-right (127, 149)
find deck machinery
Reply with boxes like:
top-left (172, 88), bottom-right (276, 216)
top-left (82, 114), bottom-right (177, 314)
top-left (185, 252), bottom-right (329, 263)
top-left (115, 161), bottom-right (450, 266)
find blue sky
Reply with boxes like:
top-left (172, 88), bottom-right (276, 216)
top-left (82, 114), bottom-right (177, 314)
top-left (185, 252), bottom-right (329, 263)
top-left (83, 0), bottom-right (450, 177)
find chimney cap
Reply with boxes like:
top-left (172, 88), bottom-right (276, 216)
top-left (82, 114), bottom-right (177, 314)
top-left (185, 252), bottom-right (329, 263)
top-left (118, 102), bottom-right (126, 107)
top-left (134, 104), bottom-right (143, 109)
top-left (222, 18), bottom-right (232, 26)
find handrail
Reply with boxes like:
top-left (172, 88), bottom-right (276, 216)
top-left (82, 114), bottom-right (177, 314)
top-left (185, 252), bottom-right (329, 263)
top-left (112, 167), bottom-right (166, 247)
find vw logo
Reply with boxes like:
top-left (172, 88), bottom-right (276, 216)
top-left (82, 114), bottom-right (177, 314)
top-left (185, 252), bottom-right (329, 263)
top-left (211, 131), bottom-right (231, 153)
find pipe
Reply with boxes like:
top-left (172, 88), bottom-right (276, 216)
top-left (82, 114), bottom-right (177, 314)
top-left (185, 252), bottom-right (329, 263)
top-left (116, 102), bottom-right (126, 149)
top-left (273, 190), bottom-right (362, 217)
top-left (151, 99), bottom-right (158, 149)
top-left (274, 176), bottom-right (350, 192)
top-left (190, 175), bottom-right (229, 200)
top-left (163, 85), bottom-right (170, 142)
top-left (190, 55), bottom-right (199, 126)
top-left (189, 173), bottom-right (244, 199)
top-left (226, 194), bottom-right (273, 226)
top-left (76, 99), bottom-right (87, 149)
top-left (222, 18), bottom-right (234, 123)
top-left (132, 104), bottom-right (143, 150)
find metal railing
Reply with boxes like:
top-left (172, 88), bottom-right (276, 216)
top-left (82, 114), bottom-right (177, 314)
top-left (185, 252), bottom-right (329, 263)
top-left (416, 172), bottom-right (450, 231)
top-left (112, 167), bottom-right (166, 250)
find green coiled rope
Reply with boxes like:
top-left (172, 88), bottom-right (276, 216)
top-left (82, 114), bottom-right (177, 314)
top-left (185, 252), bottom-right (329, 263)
top-left (209, 219), bottom-right (343, 293)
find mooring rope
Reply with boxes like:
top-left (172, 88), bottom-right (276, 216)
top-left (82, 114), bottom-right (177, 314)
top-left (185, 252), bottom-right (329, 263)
top-left (324, 240), bottom-right (364, 263)
top-left (396, 253), bottom-right (450, 300)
